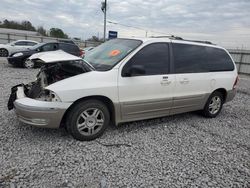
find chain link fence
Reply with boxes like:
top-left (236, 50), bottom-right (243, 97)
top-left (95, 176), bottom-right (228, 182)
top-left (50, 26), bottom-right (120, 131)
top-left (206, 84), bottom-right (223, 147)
top-left (228, 49), bottom-right (250, 75)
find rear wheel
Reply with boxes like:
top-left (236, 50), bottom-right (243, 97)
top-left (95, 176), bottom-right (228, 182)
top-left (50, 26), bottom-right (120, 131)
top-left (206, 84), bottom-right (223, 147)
top-left (0, 48), bottom-right (9, 57)
top-left (66, 100), bottom-right (110, 141)
top-left (202, 91), bottom-right (224, 118)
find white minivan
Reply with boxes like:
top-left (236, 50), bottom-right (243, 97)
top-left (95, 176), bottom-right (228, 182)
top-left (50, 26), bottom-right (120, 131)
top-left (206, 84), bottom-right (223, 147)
top-left (8, 36), bottom-right (238, 140)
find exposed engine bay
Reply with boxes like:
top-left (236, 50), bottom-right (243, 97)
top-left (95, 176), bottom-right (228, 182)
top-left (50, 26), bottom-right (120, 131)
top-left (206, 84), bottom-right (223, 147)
top-left (24, 60), bottom-right (92, 101)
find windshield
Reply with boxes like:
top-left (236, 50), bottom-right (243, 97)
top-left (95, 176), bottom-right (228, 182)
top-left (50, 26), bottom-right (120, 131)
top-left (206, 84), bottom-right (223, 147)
top-left (30, 43), bottom-right (45, 50)
top-left (84, 39), bottom-right (142, 71)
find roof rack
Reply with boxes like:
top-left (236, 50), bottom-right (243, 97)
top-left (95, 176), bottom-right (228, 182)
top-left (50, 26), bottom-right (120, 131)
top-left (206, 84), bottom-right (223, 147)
top-left (181, 39), bottom-right (213, 45)
top-left (151, 35), bottom-right (183, 40)
top-left (151, 35), bottom-right (214, 45)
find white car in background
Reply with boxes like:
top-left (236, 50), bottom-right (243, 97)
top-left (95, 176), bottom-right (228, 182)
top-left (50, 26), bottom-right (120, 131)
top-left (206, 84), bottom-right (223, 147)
top-left (0, 40), bottom-right (39, 57)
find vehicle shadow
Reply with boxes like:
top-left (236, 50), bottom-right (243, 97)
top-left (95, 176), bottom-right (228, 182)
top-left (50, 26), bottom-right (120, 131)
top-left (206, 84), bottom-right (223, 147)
top-left (16, 111), bottom-right (200, 142)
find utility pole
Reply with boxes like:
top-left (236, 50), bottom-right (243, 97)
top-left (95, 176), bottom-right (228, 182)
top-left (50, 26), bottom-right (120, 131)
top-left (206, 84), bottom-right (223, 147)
top-left (101, 0), bottom-right (107, 42)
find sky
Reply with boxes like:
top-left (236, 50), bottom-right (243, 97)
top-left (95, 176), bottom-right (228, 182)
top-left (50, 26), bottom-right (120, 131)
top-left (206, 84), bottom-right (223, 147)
top-left (0, 0), bottom-right (250, 49)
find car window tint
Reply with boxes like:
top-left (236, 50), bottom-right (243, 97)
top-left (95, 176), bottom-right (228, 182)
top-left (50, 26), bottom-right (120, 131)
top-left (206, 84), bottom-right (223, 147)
top-left (59, 43), bottom-right (69, 51)
top-left (173, 43), bottom-right (207, 73)
top-left (41, 43), bottom-right (58, 51)
top-left (26, 42), bottom-right (37, 46)
top-left (123, 43), bottom-right (170, 76)
top-left (205, 47), bottom-right (234, 71)
top-left (68, 45), bottom-right (78, 51)
top-left (14, 41), bottom-right (27, 46)
top-left (173, 43), bottom-right (234, 73)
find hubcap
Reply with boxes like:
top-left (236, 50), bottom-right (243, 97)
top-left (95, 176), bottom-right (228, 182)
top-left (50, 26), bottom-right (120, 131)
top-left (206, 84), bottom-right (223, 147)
top-left (24, 60), bottom-right (34, 68)
top-left (208, 96), bottom-right (221, 114)
top-left (76, 108), bottom-right (104, 136)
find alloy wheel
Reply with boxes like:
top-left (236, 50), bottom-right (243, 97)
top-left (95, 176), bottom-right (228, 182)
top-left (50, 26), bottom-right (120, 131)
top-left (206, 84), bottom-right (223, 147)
top-left (208, 96), bottom-right (221, 115)
top-left (76, 108), bottom-right (105, 136)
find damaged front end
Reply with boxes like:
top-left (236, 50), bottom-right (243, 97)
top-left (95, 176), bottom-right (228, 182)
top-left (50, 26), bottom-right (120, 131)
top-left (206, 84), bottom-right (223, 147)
top-left (8, 51), bottom-right (93, 110)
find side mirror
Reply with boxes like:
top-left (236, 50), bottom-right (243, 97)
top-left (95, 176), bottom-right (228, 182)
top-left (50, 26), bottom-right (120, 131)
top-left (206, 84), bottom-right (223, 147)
top-left (124, 65), bottom-right (146, 77)
top-left (36, 48), bottom-right (41, 52)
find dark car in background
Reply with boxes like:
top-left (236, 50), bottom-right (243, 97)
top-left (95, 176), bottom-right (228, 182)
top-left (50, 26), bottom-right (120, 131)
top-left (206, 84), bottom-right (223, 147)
top-left (7, 42), bottom-right (83, 68)
top-left (82, 46), bottom-right (94, 57)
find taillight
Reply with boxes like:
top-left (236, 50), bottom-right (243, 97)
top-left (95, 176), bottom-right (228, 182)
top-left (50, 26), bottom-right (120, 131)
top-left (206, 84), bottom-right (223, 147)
top-left (80, 50), bottom-right (84, 57)
top-left (233, 75), bottom-right (239, 89)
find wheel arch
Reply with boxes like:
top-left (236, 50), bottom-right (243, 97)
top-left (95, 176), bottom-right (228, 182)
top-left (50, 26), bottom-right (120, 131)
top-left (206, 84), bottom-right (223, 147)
top-left (60, 95), bottom-right (116, 128)
top-left (212, 88), bottom-right (227, 102)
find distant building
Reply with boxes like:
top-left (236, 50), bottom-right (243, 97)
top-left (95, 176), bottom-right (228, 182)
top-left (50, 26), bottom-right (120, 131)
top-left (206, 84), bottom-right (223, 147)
top-left (0, 28), bottom-right (39, 36)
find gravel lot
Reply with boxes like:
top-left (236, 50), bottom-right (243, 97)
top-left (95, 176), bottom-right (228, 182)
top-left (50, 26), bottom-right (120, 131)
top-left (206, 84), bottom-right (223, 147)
top-left (0, 58), bottom-right (250, 188)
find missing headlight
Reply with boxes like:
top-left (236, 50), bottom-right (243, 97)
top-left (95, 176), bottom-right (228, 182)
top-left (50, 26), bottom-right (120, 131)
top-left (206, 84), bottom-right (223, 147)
top-left (36, 89), bottom-right (61, 102)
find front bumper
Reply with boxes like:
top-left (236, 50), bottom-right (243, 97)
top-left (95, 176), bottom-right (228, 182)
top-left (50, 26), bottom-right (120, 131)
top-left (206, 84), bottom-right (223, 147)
top-left (12, 87), bottom-right (72, 128)
top-left (7, 56), bottom-right (25, 66)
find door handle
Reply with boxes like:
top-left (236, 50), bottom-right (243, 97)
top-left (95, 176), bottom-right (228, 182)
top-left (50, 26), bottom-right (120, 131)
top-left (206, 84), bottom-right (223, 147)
top-left (161, 80), bottom-right (171, 85)
top-left (180, 78), bottom-right (189, 84)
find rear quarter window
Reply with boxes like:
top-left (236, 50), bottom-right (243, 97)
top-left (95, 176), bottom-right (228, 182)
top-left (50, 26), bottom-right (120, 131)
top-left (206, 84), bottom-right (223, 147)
top-left (14, 41), bottom-right (27, 46)
top-left (173, 43), bottom-right (234, 73)
top-left (27, 42), bottom-right (37, 46)
top-left (59, 43), bottom-right (79, 53)
top-left (205, 47), bottom-right (234, 72)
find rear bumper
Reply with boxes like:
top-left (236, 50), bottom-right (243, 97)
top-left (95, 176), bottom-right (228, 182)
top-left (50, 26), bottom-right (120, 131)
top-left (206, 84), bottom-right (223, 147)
top-left (13, 87), bottom-right (72, 128)
top-left (225, 89), bottom-right (236, 103)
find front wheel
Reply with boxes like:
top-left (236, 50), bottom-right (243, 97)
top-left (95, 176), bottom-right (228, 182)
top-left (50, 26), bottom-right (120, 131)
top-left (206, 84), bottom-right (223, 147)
top-left (23, 59), bottom-right (35, 69)
top-left (66, 100), bottom-right (110, 141)
top-left (202, 91), bottom-right (224, 118)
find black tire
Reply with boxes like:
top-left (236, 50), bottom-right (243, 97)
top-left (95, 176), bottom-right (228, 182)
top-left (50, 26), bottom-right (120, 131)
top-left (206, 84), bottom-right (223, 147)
top-left (23, 59), bottom-right (35, 69)
top-left (66, 100), bottom-right (110, 141)
top-left (202, 91), bottom-right (224, 118)
top-left (0, 48), bottom-right (9, 57)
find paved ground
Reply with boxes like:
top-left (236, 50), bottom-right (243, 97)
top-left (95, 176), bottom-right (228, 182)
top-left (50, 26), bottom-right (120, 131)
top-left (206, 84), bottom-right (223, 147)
top-left (0, 58), bottom-right (250, 188)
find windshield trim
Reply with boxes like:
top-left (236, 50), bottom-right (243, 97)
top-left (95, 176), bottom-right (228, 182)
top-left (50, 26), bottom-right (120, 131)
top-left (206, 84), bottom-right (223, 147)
top-left (82, 59), bottom-right (95, 70)
top-left (88, 39), bottom-right (143, 71)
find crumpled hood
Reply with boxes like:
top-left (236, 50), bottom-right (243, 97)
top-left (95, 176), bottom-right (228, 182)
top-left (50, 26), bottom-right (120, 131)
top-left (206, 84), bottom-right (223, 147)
top-left (28, 50), bottom-right (82, 63)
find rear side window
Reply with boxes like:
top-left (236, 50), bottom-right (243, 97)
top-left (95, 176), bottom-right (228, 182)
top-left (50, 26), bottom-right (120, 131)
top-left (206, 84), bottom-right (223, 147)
top-left (205, 47), bottom-right (234, 72)
top-left (59, 43), bottom-right (69, 51)
top-left (173, 43), bottom-right (234, 73)
top-left (14, 41), bottom-right (27, 46)
top-left (69, 45), bottom-right (79, 52)
top-left (122, 43), bottom-right (170, 76)
top-left (173, 44), bottom-right (206, 73)
top-left (59, 43), bottom-right (79, 52)
top-left (26, 42), bottom-right (37, 46)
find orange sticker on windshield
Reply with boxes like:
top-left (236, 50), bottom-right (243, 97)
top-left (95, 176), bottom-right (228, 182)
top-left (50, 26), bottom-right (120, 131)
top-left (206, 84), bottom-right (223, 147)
top-left (109, 49), bottom-right (121, 57)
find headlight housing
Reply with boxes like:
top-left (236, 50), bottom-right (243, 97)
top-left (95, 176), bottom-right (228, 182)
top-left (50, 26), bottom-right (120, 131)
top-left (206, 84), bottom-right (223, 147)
top-left (13, 52), bottom-right (23, 57)
top-left (37, 89), bottom-right (61, 102)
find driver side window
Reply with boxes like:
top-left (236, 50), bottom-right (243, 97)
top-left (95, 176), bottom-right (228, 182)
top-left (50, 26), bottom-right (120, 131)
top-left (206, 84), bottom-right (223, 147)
top-left (122, 43), bottom-right (170, 76)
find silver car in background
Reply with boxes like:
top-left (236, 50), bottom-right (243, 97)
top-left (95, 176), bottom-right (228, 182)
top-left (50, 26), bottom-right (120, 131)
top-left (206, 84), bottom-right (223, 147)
top-left (0, 40), bottom-right (39, 57)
